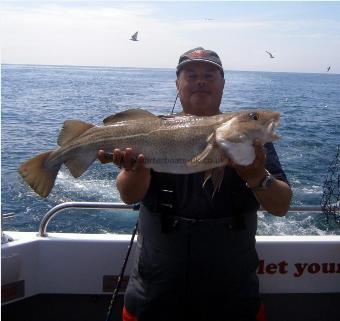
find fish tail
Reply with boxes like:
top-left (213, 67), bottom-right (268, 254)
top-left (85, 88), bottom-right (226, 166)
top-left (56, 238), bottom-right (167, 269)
top-left (19, 151), bottom-right (60, 198)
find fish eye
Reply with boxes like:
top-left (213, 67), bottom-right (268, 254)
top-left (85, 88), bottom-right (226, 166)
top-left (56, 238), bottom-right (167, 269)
top-left (249, 112), bottom-right (259, 120)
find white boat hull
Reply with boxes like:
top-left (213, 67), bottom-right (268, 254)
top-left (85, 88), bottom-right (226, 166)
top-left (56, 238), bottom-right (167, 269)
top-left (2, 231), bottom-right (340, 320)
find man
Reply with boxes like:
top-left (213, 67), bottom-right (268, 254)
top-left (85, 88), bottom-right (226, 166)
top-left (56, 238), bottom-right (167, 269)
top-left (99, 47), bottom-right (292, 321)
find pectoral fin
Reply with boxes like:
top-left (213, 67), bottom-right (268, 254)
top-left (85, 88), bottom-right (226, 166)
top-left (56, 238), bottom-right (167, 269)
top-left (187, 132), bottom-right (216, 167)
top-left (215, 119), bottom-right (256, 165)
top-left (215, 117), bottom-right (248, 143)
top-left (188, 143), bottom-right (214, 167)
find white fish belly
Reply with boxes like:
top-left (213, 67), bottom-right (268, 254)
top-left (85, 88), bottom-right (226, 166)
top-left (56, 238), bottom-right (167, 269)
top-left (217, 140), bottom-right (255, 166)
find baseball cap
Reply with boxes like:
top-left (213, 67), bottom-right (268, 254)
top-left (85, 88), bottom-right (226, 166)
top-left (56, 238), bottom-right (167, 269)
top-left (176, 47), bottom-right (224, 77)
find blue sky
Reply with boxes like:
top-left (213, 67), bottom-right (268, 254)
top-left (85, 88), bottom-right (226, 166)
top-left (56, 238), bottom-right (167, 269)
top-left (1, 1), bottom-right (340, 73)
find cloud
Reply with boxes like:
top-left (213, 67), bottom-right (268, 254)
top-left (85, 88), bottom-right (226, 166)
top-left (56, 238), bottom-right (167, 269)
top-left (1, 4), bottom-right (160, 65)
top-left (2, 2), bottom-right (339, 72)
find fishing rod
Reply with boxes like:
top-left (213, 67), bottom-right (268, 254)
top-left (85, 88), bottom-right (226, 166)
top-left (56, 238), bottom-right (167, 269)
top-left (105, 213), bottom-right (139, 321)
top-left (171, 92), bottom-right (179, 114)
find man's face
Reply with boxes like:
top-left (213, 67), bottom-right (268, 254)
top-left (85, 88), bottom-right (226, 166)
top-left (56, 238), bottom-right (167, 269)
top-left (176, 61), bottom-right (225, 116)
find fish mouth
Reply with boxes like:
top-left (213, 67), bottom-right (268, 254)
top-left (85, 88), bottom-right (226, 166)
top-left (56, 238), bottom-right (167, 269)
top-left (266, 120), bottom-right (280, 140)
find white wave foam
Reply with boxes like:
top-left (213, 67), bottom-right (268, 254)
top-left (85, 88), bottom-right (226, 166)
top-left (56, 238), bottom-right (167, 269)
top-left (55, 171), bottom-right (120, 201)
top-left (257, 212), bottom-right (336, 236)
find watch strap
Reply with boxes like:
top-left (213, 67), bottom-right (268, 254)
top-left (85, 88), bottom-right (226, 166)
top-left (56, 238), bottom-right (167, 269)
top-left (246, 169), bottom-right (274, 191)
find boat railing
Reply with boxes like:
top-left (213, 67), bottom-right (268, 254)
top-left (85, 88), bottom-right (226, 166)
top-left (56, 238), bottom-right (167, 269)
top-left (39, 202), bottom-right (140, 237)
top-left (37, 202), bottom-right (336, 237)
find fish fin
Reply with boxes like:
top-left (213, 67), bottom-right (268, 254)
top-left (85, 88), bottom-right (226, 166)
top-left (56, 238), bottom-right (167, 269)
top-left (19, 151), bottom-right (60, 198)
top-left (202, 167), bottom-right (225, 198)
top-left (203, 170), bottom-right (212, 187)
top-left (57, 120), bottom-right (94, 146)
top-left (103, 109), bottom-right (157, 125)
top-left (187, 132), bottom-right (216, 167)
top-left (65, 153), bottom-right (97, 178)
top-left (215, 118), bottom-right (244, 143)
top-left (158, 111), bottom-right (191, 119)
top-left (211, 167), bottom-right (225, 197)
top-left (188, 143), bottom-right (214, 167)
top-left (215, 119), bottom-right (256, 165)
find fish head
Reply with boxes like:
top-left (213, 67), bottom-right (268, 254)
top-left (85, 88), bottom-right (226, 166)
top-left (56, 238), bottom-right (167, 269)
top-left (216, 110), bottom-right (280, 144)
top-left (214, 110), bottom-right (280, 165)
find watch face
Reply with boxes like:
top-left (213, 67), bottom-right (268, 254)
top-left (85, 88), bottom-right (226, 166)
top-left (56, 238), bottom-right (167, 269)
top-left (263, 173), bottom-right (274, 188)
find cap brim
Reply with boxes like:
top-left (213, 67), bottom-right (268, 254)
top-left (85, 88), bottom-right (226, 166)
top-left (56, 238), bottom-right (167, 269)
top-left (176, 59), bottom-right (224, 74)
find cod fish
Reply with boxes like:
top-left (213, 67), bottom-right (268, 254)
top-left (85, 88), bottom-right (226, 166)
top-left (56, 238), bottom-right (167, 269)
top-left (19, 108), bottom-right (280, 197)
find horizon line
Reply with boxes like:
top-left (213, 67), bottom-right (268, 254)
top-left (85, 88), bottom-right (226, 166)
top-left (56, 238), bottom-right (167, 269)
top-left (2, 63), bottom-right (338, 76)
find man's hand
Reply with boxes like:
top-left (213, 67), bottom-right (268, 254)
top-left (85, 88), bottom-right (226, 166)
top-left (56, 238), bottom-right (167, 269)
top-left (97, 150), bottom-right (114, 164)
top-left (229, 140), bottom-right (267, 187)
top-left (98, 148), bottom-right (150, 204)
top-left (97, 148), bottom-right (146, 171)
top-left (229, 139), bottom-right (292, 216)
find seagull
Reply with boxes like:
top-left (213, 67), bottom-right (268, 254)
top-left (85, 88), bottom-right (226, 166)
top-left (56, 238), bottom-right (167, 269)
top-left (130, 31), bottom-right (138, 41)
top-left (265, 51), bottom-right (275, 58)
top-left (327, 66), bottom-right (331, 72)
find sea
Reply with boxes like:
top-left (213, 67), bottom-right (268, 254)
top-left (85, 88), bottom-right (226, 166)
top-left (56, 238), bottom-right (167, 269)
top-left (1, 64), bottom-right (339, 235)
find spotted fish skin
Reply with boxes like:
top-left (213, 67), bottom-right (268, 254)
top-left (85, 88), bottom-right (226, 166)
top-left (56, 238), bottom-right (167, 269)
top-left (19, 108), bottom-right (280, 197)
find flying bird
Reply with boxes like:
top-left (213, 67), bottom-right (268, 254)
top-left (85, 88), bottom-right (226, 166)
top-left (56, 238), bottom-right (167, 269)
top-left (265, 51), bottom-right (275, 59)
top-left (130, 31), bottom-right (139, 41)
top-left (327, 66), bottom-right (331, 72)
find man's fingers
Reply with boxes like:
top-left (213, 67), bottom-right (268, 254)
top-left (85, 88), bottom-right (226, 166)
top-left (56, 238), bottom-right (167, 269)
top-left (132, 154), bottom-right (145, 171)
top-left (97, 150), bottom-right (105, 163)
top-left (121, 148), bottom-right (137, 171)
top-left (253, 140), bottom-right (266, 165)
top-left (98, 150), bottom-right (114, 164)
top-left (113, 149), bottom-right (123, 166)
top-left (100, 148), bottom-right (144, 171)
top-left (122, 149), bottom-right (132, 170)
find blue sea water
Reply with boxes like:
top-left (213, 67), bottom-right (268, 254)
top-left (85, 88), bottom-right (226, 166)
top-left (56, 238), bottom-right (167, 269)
top-left (1, 64), bottom-right (339, 235)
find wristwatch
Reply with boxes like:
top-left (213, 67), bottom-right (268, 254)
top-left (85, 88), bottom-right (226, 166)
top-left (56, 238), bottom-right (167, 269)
top-left (246, 169), bottom-right (274, 191)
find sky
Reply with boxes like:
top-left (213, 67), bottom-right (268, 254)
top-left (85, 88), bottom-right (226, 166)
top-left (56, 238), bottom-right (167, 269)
top-left (1, 1), bottom-right (340, 73)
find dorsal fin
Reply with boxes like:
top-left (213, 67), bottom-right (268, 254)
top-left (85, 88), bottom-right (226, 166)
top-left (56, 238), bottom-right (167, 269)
top-left (103, 109), bottom-right (157, 125)
top-left (57, 120), bottom-right (94, 146)
top-left (158, 111), bottom-right (190, 119)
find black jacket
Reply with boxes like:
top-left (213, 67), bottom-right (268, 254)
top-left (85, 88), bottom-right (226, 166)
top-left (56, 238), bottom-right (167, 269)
top-left (124, 142), bottom-right (289, 321)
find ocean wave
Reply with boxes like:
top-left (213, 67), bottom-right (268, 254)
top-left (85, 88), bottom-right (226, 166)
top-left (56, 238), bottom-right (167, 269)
top-left (2, 66), bottom-right (339, 235)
